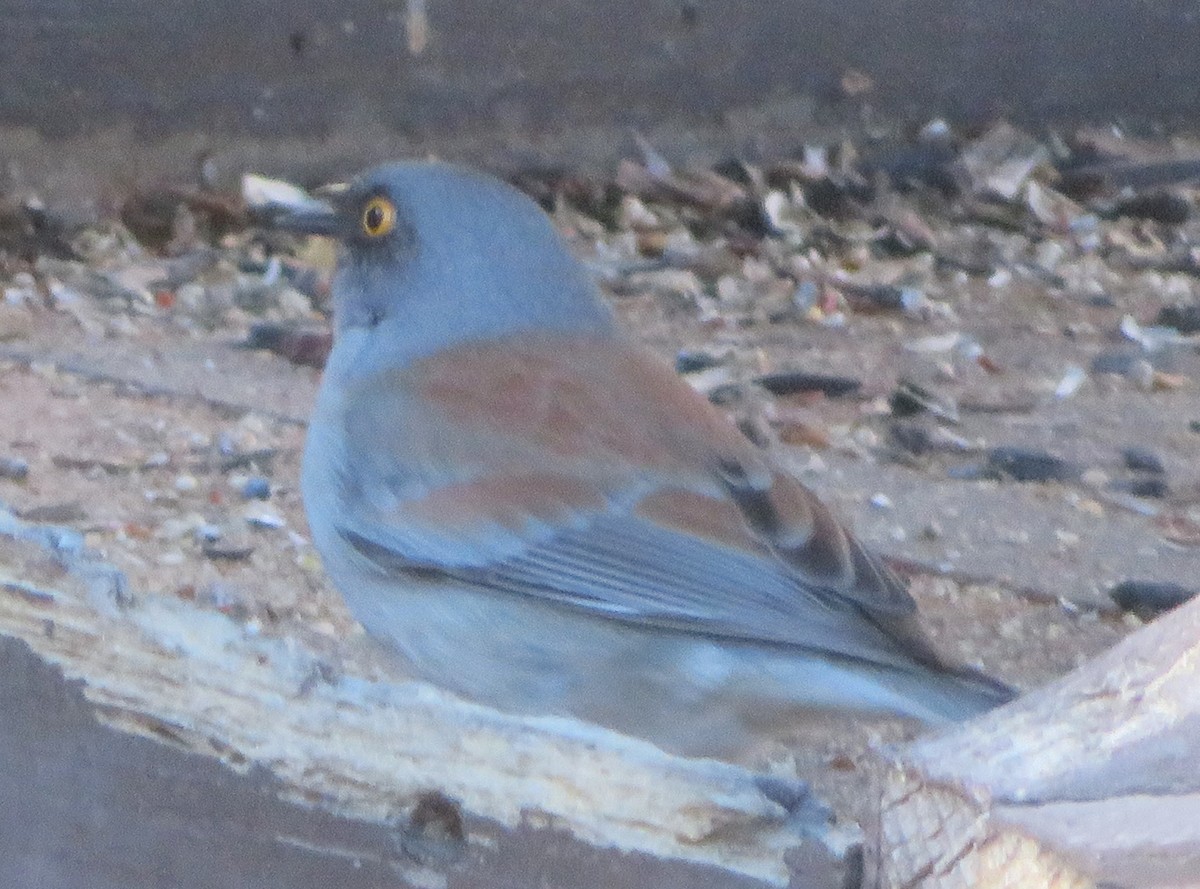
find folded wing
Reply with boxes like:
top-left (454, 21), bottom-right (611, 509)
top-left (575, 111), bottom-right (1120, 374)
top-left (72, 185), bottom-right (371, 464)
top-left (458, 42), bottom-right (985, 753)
top-left (332, 332), bottom-right (955, 674)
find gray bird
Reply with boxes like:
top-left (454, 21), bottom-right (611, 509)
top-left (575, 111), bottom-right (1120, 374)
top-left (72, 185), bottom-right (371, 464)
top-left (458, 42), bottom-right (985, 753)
top-left (279, 161), bottom-right (1013, 757)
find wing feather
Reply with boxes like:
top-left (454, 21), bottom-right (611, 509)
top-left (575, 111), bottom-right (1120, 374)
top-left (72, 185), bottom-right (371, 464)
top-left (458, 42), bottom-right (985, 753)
top-left (334, 332), bottom-right (936, 670)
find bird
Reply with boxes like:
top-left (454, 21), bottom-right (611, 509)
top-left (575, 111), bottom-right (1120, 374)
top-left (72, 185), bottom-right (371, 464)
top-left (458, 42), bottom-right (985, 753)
top-left (278, 160), bottom-right (1014, 757)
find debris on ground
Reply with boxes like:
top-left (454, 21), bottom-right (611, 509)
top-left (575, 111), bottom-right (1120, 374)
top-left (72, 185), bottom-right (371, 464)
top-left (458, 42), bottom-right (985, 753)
top-left (3, 118), bottom-right (1200, 884)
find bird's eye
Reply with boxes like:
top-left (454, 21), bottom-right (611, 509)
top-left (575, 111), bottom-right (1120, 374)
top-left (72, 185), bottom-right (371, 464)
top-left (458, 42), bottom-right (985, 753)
top-left (361, 197), bottom-right (396, 238)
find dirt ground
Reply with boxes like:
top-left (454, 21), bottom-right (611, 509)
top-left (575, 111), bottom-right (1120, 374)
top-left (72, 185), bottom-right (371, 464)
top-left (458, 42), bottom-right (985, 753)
top-left (0, 272), bottom-right (1153, 819)
top-left (2, 124), bottom-right (1199, 873)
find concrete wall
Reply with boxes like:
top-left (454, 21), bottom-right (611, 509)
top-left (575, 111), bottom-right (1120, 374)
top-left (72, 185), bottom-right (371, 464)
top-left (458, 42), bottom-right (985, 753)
top-left (2, 1), bottom-right (1198, 194)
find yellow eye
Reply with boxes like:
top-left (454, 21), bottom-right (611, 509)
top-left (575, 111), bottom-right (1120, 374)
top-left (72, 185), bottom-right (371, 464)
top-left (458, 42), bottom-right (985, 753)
top-left (361, 197), bottom-right (396, 237)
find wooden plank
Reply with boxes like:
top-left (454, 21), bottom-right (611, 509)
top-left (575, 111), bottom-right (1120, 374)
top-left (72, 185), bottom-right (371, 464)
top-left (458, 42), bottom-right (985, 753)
top-left (867, 596), bottom-right (1200, 888)
top-left (0, 522), bottom-right (848, 889)
top-left (0, 632), bottom-right (823, 889)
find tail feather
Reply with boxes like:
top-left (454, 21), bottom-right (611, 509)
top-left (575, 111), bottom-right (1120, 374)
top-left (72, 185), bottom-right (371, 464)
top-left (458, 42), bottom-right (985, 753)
top-left (899, 662), bottom-right (1017, 724)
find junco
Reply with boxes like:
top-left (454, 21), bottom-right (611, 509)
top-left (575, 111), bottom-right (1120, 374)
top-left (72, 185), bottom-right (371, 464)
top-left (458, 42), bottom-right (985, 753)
top-left (280, 161), bottom-right (1013, 756)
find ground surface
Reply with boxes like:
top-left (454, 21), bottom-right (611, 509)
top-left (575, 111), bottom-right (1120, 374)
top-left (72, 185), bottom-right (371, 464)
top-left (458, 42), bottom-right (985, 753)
top-left (2, 124), bottom-right (1199, 882)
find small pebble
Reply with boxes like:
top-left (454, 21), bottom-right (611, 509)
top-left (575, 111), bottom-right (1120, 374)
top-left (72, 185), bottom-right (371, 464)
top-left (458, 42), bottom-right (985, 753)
top-left (776, 419), bottom-right (831, 450)
top-left (1054, 365), bottom-right (1087, 399)
top-left (0, 457), bottom-right (29, 481)
top-left (923, 361), bottom-right (954, 386)
top-left (237, 413), bottom-right (269, 438)
top-left (1089, 351), bottom-right (1140, 375)
top-left (1151, 370), bottom-right (1188, 391)
top-left (1034, 240), bottom-right (1066, 272)
top-left (245, 509), bottom-right (286, 530)
top-left (0, 303), bottom-right (34, 340)
top-left (675, 350), bottom-right (723, 374)
top-left (158, 513), bottom-right (207, 539)
top-left (174, 474), bottom-right (199, 493)
top-left (791, 280), bottom-right (819, 313)
top-left (1111, 477), bottom-right (1169, 499)
top-left (888, 380), bottom-right (958, 423)
top-left (1000, 528), bottom-right (1031, 545)
top-left (1128, 359), bottom-right (1156, 391)
top-left (1109, 580), bottom-right (1196, 618)
top-left (241, 477), bottom-right (272, 500)
top-left (1102, 491), bottom-right (1161, 517)
top-left (1156, 303), bottom-right (1200, 335)
top-left (889, 423), bottom-right (934, 456)
top-left (905, 332), bottom-right (962, 354)
top-left (243, 323), bottom-right (332, 369)
top-left (756, 370), bottom-right (861, 398)
top-left (869, 493), bottom-right (894, 510)
top-left (198, 581), bottom-right (251, 618)
top-left (985, 447), bottom-right (1080, 483)
top-left (686, 367), bottom-right (736, 399)
top-left (195, 523), bottom-right (223, 543)
top-left (1121, 447), bottom-right (1165, 475)
top-left (157, 550), bottom-right (186, 567)
top-left (853, 428), bottom-right (879, 449)
top-left (1114, 192), bottom-right (1191, 226)
top-left (947, 463), bottom-right (987, 480)
top-left (1054, 529), bottom-right (1080, 548)
top-left (202, 542), bottom-right (255, 561)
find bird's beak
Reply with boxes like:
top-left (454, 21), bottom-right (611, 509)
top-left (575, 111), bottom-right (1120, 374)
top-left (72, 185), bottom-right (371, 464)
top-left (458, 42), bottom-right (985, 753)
top-left (268, 199), bottom-right (343, 237)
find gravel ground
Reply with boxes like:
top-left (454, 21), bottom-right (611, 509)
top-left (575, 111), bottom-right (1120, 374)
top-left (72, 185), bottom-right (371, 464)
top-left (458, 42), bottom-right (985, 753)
top-left (2, 121), bottom-right (1197, 836)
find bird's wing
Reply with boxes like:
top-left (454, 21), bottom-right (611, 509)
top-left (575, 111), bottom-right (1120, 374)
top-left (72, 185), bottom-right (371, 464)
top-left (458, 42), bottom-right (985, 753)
top-left (332, 332), bottom-right (942, 671)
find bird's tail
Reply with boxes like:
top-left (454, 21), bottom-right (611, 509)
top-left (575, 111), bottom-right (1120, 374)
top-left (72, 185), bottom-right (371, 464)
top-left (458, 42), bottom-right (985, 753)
top-left (889, 661), bottom-right (1017, 724)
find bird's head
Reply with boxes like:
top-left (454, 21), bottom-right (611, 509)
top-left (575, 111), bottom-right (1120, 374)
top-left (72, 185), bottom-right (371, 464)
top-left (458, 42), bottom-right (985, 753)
top-left (274, 161), bottom-right (615, 367)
